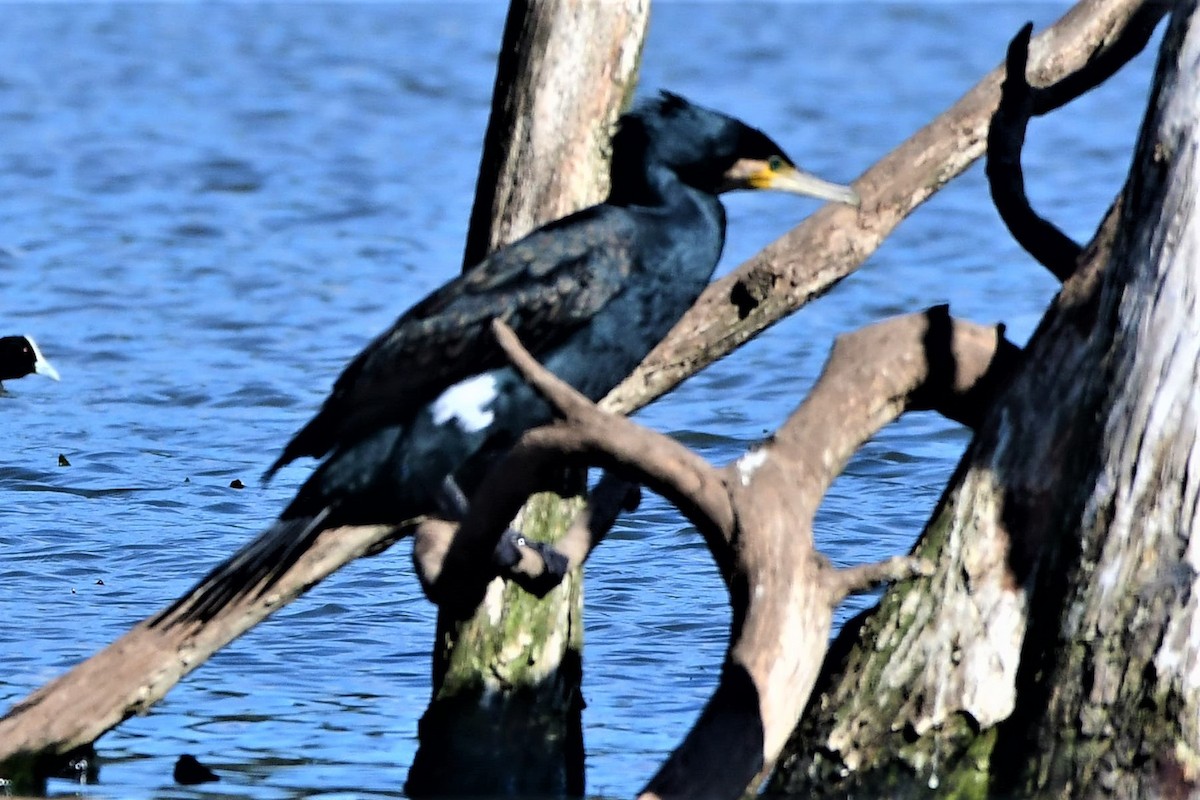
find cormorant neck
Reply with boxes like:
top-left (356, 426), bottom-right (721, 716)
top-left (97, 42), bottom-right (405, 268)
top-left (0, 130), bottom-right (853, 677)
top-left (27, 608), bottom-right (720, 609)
top-left (607, 157), bottom-right (702, 210)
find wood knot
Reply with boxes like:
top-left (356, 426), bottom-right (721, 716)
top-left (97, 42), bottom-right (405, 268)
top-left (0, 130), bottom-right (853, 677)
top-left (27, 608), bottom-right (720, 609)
top-left (730, 268), bottom-right (776, 319)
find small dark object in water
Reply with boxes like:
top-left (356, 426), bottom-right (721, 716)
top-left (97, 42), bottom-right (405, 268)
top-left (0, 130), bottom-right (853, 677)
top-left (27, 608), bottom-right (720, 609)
top-left (173, 754), bottom-right (219, 785)
top-left (58, 453), bottom-right (71, 467)
top-left (230, 478), bottom-right (245, 489)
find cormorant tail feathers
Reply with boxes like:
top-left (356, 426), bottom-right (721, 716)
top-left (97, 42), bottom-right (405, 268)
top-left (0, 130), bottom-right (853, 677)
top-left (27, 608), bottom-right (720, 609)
top-left (262, 447), bottom-right (292, 483)
top-left (151, 508), bottom-right (332, 627)
top-left (264, 410), bottom-right (333, 479)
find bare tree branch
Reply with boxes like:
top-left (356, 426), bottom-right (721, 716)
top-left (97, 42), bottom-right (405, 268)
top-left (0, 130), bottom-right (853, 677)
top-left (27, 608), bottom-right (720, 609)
top-left (1031, 1), bottom-right (1168, 114)
top-left (0, 521), bottom-right (397, 766)
top-left (603, 0), bottom-right (1156, 418)
top-left (642, 308), bottom-right (1019, 799)
top-left (825, 555), bottom-right (936, 605)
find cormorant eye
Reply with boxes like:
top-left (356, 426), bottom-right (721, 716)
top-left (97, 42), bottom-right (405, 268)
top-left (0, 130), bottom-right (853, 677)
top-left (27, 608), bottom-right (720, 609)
top-left (767, 155), bottom-right (786, 171)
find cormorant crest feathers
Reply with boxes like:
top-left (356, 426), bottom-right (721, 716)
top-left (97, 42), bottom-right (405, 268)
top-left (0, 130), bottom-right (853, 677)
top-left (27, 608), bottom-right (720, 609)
top-left (657, 90), bottom-right (690, 115)
top-left (610, 90), bottom-right (769, 198)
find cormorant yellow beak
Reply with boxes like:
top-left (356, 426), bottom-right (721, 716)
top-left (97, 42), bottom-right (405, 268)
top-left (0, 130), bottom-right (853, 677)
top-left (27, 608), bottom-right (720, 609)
top-left (723, 158), bottom-right (860, 206)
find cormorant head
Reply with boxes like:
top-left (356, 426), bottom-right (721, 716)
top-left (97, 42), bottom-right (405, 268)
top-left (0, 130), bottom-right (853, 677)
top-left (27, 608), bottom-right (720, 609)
top-left (0, 335), bottom-right (60, 383)
top-left (611, 91), bottom-right (859, 206)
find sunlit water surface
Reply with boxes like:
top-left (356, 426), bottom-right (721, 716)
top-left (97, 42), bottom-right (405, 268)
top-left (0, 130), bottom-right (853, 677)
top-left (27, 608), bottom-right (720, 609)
top-left (0, 3), bottom-right (1157, 797)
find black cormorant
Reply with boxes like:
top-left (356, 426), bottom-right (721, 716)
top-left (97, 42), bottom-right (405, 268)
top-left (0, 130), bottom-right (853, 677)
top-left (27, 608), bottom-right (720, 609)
top-left (0, 335), bottom-right (60, 390)
top-left (171, 92), bottom-right (858, 621)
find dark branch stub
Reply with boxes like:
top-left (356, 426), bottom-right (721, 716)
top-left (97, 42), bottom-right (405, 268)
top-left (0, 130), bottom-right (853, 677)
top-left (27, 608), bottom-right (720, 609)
top-left (826, 555), bottom-right (935, 604)
top-left (987, 9), bottom-right (1167, 282)
top-left (987, 23), bottom-right (1083, 280)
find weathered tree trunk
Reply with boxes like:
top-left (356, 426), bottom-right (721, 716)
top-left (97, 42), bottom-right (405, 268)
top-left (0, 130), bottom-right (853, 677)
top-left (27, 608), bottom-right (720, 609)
top-left (770, 4), bottom-right (1199, 797)
top-left (406, 1), bottom-right (647, 795)
top-left (461, 0), bottom-right (645, 269)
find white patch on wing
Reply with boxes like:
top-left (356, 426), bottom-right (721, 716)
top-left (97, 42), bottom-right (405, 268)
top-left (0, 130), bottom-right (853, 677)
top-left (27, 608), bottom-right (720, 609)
top-left (735, 448), bottom-right (768, 486)
top-left (431, 374), bottom-right (498, 433)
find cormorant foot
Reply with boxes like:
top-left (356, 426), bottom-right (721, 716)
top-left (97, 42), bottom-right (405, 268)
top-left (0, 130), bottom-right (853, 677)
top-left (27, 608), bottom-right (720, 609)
top-left (493, 530), bottom-right (571, 597)
top-left (493, 527), bottom-right (527, 570)
top-left (529, 540), bottom-right (570, 586)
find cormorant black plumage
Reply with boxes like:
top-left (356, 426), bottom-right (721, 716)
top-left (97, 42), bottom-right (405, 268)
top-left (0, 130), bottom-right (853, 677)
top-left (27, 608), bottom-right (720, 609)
top-left (165, 92), bottom-right (858, 623)
top-left (0, 335), bottom-right (60, 390)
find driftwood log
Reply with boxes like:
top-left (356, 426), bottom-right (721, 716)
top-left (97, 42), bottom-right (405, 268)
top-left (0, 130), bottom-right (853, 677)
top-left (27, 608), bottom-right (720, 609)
top-left (0, 0), bottom-right (1161, 796)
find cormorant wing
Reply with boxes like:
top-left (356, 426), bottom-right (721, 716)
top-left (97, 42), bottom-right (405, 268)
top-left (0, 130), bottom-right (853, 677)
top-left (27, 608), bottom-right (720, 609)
top-left (266, 204), bottom-right (637, 476)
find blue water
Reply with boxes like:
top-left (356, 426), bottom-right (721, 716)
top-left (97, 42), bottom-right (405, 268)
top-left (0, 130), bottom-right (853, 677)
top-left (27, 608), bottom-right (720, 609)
top-left (0, 3), bottom-right (1156, 798)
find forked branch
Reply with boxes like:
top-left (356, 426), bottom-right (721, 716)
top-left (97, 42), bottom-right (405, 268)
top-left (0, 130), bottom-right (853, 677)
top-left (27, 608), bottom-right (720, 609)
top-left (433, 314), bottom-right (1017, 800)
